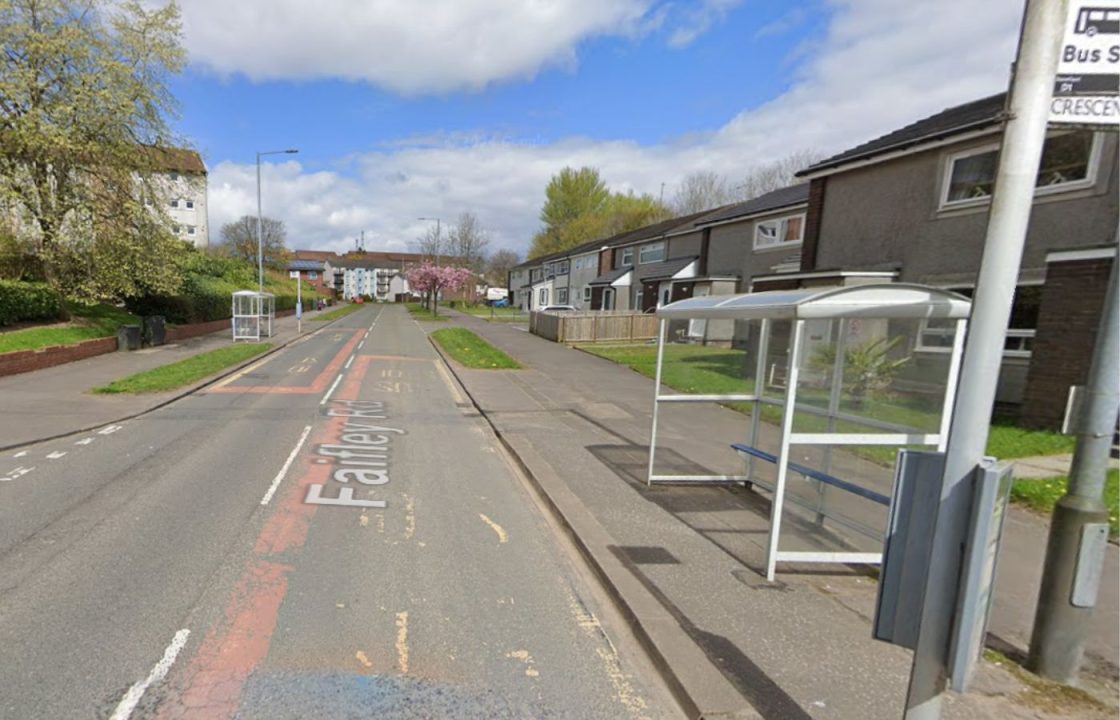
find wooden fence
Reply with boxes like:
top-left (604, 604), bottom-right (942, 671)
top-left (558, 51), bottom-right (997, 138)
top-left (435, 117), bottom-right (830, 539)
top-left (530, 310), bottom-right (658, 344)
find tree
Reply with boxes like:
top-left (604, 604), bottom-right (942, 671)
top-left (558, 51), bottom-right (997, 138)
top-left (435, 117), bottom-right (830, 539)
top-left (448, 211), bottom-right (490, 273)
top-left (413, 223), bottom-right (446, 264)
top-left (0, 0), bottom-right (188, 302)
top-left (217, 216), bottom-right (289, 269)
top-left (485, 249), bottom-right (520, 287)
top-left (540, 167), bottom-right (610, 231)
top-left (405, 263), bottom-right (473, 316)
top-left (672, 171), bottom-right (734, 215)
top-left (734, 150), bottom-right (824, 201)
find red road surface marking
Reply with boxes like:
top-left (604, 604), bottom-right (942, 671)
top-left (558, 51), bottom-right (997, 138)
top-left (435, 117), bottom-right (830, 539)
top-left (206, 329), bottom-right (364, 395)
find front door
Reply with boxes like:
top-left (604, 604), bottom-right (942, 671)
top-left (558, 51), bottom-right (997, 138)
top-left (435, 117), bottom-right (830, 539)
top-left (641, 281), bottom-right (658, 313)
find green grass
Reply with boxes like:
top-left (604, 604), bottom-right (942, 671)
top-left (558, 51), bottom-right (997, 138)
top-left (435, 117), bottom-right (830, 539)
top-left (431, 328), bottom-right (519, 369)
top-left (454, 305), bottom-right (528, 322)
top-left (406, 303), bottom-right (449, 322)
top-left (0, 303), bottom-right (140, 354)
top-left (582, 343), bottom-right (1077, 462)
top-left (1011, 469), bottom-right (1119, 536)
top-left (311, 303), bottom-right (365, 322)
top-left (93, 343), bottom-right (272, 394)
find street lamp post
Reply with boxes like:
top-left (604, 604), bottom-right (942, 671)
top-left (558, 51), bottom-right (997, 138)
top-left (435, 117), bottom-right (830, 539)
top-left (256, 148), bottom-right (299, 294)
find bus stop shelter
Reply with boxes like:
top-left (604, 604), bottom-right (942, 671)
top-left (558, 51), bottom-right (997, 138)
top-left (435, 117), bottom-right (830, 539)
top-left (647, 284), bottom-right (972, 580)
top-left (232, 290), bottom-right (275, 341)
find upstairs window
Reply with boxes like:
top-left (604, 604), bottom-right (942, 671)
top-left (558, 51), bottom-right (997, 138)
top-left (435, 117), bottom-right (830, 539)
top-left (556, 260), bottom-right (570, 275)
top-left (185, 200), bottom-right (195, 209)
top-left (620, 248), bottom-right (634, 266)
top-left (942, 131), bottom-right (1097, 208)
top-left (639, 242), bottom-right (665, 264)
top-left (168, 199), bottom-right (179, 208)
top-left (754, 214), bottom-right (805, 250)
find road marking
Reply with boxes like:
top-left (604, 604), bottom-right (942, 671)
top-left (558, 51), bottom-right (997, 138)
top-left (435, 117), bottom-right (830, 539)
top-left (260, 426), bottom-right (313, 505)
top-left (356, 651), bottom-right (373, 669)
top-left (212, 356), bottom-right (273, 389)
top-left (74, 438), bottom-right (94, 446)
top-left (479, 514), bottom-right (508, 544)
top-left (319, 374), bottom-right (344, 406)
top-left (109, 628), bottom-right (190, 720)
top-left (98, 424), bottom-right (123, 435)
top-left (364, 330), bottom-right (370, 339)
top-left (357, 340), bottom-right (365, 350)
top-left (12, 450), bottom-right (28, 458)
top-left (403, 494), bottom-right (416, 539)
top-left (46, 451), bottom-right (67, 460)
top-left (395, 612), bottom-right (409, 674)
top-left (1, 466), bottom-right (35, 482)
top-left (344, 355), bottom-right (355, 370)
top-left (506, 650), bottom-right (539, 678)
top-left (359, 514), bottom-right (369, 527)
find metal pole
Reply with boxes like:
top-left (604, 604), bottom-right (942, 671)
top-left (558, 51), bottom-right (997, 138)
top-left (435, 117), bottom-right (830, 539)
top-left (256, 152), bottom-right (263, 295)
top-left (904, 1), bottom-right (1066, 717)
top-left (1029, 251), bottom-right (1119, 681)
top-left (647, 318), bottom-right (668, 486)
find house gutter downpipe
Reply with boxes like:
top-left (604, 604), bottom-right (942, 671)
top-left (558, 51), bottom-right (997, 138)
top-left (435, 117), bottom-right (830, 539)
top-left (904, 1), bottom-right (1066, 718)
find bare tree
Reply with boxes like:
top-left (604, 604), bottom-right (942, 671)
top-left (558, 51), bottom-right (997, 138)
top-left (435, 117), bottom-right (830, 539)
top-left (671, 171), bottom-right (735, 215)
top-left (485, 249), bottom-right (520, 287)
top-left (448, 211), bottom-right (490, 272)
top-left (412, 224), bottom-right (446, 264)
top-left (218, 215), bottom-right (288, 269)
top-left (734, 149), bottom-right (824, 201)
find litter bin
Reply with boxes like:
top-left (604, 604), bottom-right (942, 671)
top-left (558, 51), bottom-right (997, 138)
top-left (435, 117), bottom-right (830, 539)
top-left (143, 316), bottom-right (166, 347)
top-left (116, 325), bottom-right (141, 351)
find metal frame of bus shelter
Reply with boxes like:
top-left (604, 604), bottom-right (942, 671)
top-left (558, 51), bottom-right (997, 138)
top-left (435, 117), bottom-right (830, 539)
top-left (646, 284), bottom-right (971, 581)
top-left (232, 290), bottom-right (276, 341)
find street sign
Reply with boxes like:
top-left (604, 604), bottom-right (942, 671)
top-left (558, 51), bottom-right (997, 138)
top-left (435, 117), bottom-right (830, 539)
top-left (1050, 1), bottom-right (1120, 125)
top-left (289, 270), bottom-right (301, 279)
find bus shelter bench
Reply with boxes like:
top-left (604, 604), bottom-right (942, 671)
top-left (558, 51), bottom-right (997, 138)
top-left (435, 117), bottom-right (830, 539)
top-left (730, 443), bottom-right (890, 506)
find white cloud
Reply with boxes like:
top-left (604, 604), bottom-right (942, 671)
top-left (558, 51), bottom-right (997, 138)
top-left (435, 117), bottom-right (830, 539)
top-left (182, 0), bottom-right (655, 93)
top-left (205, 0), bottom-right (1025, 260)
top-left (668, 0), bottom-right (745, 48)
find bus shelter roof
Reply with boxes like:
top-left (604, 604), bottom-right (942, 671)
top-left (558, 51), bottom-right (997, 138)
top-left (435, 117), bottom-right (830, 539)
top-left (655, 283), bottom-right (971, 321)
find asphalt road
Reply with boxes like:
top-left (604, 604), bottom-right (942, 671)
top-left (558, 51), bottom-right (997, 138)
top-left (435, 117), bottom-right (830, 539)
top-left (0, 305), bottom-right (678, 720)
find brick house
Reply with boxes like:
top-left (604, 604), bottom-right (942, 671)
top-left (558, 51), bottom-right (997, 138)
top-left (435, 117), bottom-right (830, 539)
top-left (793, 93), bottom-right (1118, 426)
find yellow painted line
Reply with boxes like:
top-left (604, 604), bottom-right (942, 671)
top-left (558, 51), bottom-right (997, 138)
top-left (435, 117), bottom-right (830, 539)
top-left (395, 612), bottom-right (409, 674)
top-left (356, 651), bottom-right (373, 669)
top-left (479, 514), bottom-right (508, 544)
top-left (211, 356), bottom-right (273, 389)
top-left (403, 494), bottom-right (416, 540)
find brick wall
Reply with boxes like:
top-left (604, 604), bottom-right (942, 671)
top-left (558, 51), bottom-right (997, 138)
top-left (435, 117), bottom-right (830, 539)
top-left (1019, 255), bottom-right (1114, 430)
top-left (0, 336), bottom-right (118, 378)
top-left (165, 318), bottom-right (229, 342)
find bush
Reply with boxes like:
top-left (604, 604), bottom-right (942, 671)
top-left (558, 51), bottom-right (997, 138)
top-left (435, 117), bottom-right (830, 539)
top-left (0, 280), bottom-right (64, 326)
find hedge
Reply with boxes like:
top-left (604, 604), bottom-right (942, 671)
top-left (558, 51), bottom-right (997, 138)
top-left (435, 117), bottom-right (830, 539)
top-left (126, 277), bottom-right (313, 324)
top-left (0, 281), bottom-right (64, 326)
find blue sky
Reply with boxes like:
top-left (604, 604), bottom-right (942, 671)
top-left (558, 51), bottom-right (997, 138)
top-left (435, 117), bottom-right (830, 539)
top-left (173, 0), bottom-right (1025, 255)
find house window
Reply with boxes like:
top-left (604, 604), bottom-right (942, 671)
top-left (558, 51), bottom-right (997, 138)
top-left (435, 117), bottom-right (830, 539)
top-left (621, 248), bottom-right (634, 266)
top-left (639, 242), bottom-right (665, 264)
top-left (557, 260), bottom-right (570, 275)
top-left (169, 199), bottom-right (179, 208)
top-left (917, 285), bottom-right (1041, 357)
top-left (309, 271), bottom-right (318, 280)
top-left (539, 288), bottom-right (549, 305)
top-left (185, 200), bottom-right (194, 209)
top-left (169, 172), bottom-right (179, 181)
top-left (172, 224), bottom-right (181, 234)
top-left (942, 131), bottom-right (1097, 207)
top-left (186, 225), bottom-right (196, 235)
top-left (583, 286), bottom-right (592, 302)
top-left (557, 288), bottom-right (569, 304)
top-left (754, 214), bottom-right (805, 250)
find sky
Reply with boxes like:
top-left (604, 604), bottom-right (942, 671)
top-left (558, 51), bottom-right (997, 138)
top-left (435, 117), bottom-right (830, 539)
top-left (171, 0), bottom-right (1029, 257)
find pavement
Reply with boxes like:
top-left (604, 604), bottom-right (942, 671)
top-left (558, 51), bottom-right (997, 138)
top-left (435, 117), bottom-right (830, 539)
top-left (0, 305), bottom-right (1116, 719)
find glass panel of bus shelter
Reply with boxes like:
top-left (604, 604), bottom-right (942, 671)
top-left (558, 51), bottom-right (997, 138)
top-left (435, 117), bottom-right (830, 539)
top-left (789, 317), bottom-right (957, 437)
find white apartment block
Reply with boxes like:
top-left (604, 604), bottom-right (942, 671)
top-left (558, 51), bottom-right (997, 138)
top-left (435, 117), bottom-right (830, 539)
top-left (151, 148), bottom-right (209, 248)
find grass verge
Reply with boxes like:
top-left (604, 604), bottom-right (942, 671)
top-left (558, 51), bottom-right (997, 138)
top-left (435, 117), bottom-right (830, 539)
top-left (406, 303), bottom-right (449, 322)
top-left (1011, 469), bottom-right (1119, 536)
top-left (311, 303), bottom-right (365, 322)
top-left (431, 328), bottom-right (519, 369)
top-left (0, 303), bottom-right (140, 354)
top-left (93, 343), bottom-right (271, 394)
top-left (581, 343), bottom-right (1077, 462)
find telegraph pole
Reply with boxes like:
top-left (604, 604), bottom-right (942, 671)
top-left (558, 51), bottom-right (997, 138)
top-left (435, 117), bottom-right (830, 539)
top-left (1029, 253), bottom-right (1118, 680)
top-left (904, 1), bottom-right (1067, 717)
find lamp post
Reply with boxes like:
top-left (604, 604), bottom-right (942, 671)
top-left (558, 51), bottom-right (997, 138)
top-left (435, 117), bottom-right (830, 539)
top-left (418, 216), bottom-right (441, 266)
top-left (256, 148), bottom-right (299, 294)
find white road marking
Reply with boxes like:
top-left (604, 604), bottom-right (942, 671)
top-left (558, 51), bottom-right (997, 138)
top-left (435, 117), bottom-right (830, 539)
top-left (211, 356), bottom-right (273, 389)
top-left (319, 374), bottom-right (344, 406)
top-left (74, 438), bottom-right (94, 446)
top-left (344, 355), bottom-right (355, 370)
top-left (12, 451), bottom-right (28, 458)
top-left (260, 426), bottom-right (313, 505)
top-left (98, 425), bottom-right (123, 435)
top-left (364, 330), bottom-right (370, 339)
top-left (46, 451), bottom-right (67, 460)
top-left (357, 340), bottom-right (365, 351)
top-left (396, 612), bottom-right (409, 674)
top-left (1, 466), bottom-right (35, 482)
top-left (478, 514), bottom-right (509, 544)
top-left (109, 628), bottom-right (190, 720)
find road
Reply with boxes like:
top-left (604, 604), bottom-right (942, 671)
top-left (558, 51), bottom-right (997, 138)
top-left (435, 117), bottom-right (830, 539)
top-left (0, 305), bottom-right (678, 719)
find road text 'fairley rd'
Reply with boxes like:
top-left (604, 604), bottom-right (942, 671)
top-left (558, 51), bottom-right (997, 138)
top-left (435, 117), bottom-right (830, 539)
top-left (306, 399), bottom-right (404, 508)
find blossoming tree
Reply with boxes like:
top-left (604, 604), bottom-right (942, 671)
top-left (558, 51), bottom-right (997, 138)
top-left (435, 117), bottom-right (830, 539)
top-left (405, 263), bottom-right (474, 316)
